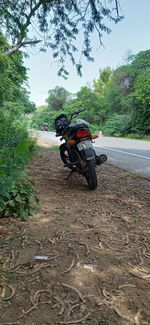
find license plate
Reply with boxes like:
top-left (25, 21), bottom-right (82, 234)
top-left (77, 140), bottom-right (92, 151)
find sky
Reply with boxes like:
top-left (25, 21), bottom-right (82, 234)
top-left (24, 0), bottom-right (150, 106)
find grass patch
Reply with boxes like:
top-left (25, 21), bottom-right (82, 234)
top-left (35, 144), bottom-right (59, 151)
top-left (48, 145), bottom-right (59, 151)
top-left (141, 135), bottom-right (150, 141)
top-left (127, 173), bottom-right (141, 179)
top-left (99, 319), bottom-right (111, 325)
top-left (7, 272), bottom-right (19, 283)
top-left (119, 134), bottom-right (150, 141)
top-left (35, 144), bottom-right (44, 151)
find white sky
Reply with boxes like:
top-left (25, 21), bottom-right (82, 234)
top-left (24, 0), bottom-right (150, 106)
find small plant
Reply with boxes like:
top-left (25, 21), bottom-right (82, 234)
top-left (127, 173), bottom-right (141, 179)
top-left (99, 319), bottom-right (111, 325)
top-left (0, 179), bottom-right (39, 221)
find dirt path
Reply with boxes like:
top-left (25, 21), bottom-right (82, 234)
top-left (0, 142), bottom-right (150, 325)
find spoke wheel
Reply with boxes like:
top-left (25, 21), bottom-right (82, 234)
top-left (60, 143), bottom-right (76, 170)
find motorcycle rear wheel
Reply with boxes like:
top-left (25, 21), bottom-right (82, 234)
top-left (85, 160), bottom-right (97, 190)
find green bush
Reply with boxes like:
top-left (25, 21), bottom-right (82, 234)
top-left (89, 124), bottom-right (100, 133)
top-left (0, 179), bottom-right (38, 221)
top-left (0, 110), bottom-right (38, 220)
top-left (102, 114), bottom-right (131, 136)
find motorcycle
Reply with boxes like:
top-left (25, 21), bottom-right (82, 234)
top-left (55, 109), bottom-right (107, 190)
top-left (41, 123), bottom-right (49, 131)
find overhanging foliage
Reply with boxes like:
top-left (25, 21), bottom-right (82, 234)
top-left (0, 0), bottom-right (123, 76)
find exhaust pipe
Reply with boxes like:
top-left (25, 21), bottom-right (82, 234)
top-left (95, 154), bottom-right (107, 165)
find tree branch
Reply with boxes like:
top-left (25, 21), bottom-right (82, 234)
top-left (115, 0), bottom-right (119, 16)
top-left (4, 0), bottom-right (53, 56)
top-left (24, 0), bottom-right (43, 29)
top-left (22, 39), bottom-right (42, 46)
top-left (4, 39), bottom-right (42, 56)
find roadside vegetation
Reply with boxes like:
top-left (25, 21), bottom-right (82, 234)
top-left (31, 49), bottom-right (150, 139)
top-left (0, 34), bottom-right (38, 220)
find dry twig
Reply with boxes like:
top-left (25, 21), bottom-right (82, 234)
top-left (33, 289), bottom-right (51, 304)
top-left (67, 303), bottom-right (80, 317)
top-left (102, 288), bottom-right (116, 307)
top-left (10, 250), bottom-right (15, 261)
top-left (138, 268), bottom-right (150, 274)
top-left (79, 242), bottom-right (90, 256)
top-left (134, 309), bottom-right (142, 325)
top-left (48, 238), bottom-right (56, 245)
top-left (18, 302), bottom-right (38, 319)
top-left (35, 239), bottom-right (43, 249)
top-left (48, 251), bottom-right (59, 260)
top-left (18, 289), bottom-right (51, 319)
top-left (118, 284), bottom-right (136, 289)
top-left (102, 288), bottom-right (113, 299)
top-left (59, 260), bottom-right (75, 275)
top-left (125, 234), bottom-right (129, 245)
top-left (21, 233), bottom-right (30, 248)
top-left (98, 241), bottom-right (104, 249)
top-left (1, 322), bottom-right (19, 325)
top-left (129, 270), bottom-right (150, 280)
top-left (113, 305), bottom-right (134, 324)
top-left (61, 283), bottom-right (85, 302)
top-left (68, 243), bottom-right (80, 260)
top-left (1, 284), bottom-right (15, 301)
top-left (31, 262), bottom-right (57, 274)
top-left (53, 296), bottom-right (65, 315)
top-left (138, 248), bottom-right (144, 265)
top-left (58, 312), bottom-right (91, 324)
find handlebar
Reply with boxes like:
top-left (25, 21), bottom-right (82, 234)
top-left (70, 108), bottom-right (85, 119)
top-left (75, 108), bottom-right (85, 114)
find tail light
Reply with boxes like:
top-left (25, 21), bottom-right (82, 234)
top-left (76, 129), bottom-right (89, 138)
top-left (67, 139), bottom-right (76, 146)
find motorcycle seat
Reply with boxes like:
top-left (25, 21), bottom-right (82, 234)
top-left (67, 123), bottom-right (89, 136)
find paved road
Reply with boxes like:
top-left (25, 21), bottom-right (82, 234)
top-left (34, 131), bottom-right (150, 180)
top-left (94, 136), bottom-right (150, 180)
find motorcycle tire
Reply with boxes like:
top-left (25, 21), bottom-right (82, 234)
top-left (85, 159), bottom-right (97, 190)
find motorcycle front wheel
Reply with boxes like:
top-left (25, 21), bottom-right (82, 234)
top-left (60, 143), bottom-right (76, 170)
top-left (60, 143), bottom-right (71, 165)
top-left (85, 159), bottom-right (97, 190)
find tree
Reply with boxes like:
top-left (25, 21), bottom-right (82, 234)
top-left (100, 50), bottom-right (150, 135)
top-left (103, 51), bottom-right (150, 116)
top-left (0, 0), bottom-right (123, 76)
top-left (0, 33), bottom-right (36, 113)
top-left (72, 86), bottom-right (103, 125)
top-left (93, 67), bottom-right (113, 99)
top-left (0, 33), bottom-right (27, 105)
top-left (130, 50), bottom-right (150, 76)
top-left (133, 70), bottom-right (150, 133)
top-left (46, 86), bottom-right (71, 110)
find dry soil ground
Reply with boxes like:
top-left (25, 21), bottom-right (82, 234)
top-left (0, 139), bottom-right (150, 325)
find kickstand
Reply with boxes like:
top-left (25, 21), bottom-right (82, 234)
top-left (66, 170), bottom-right (74, 180)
